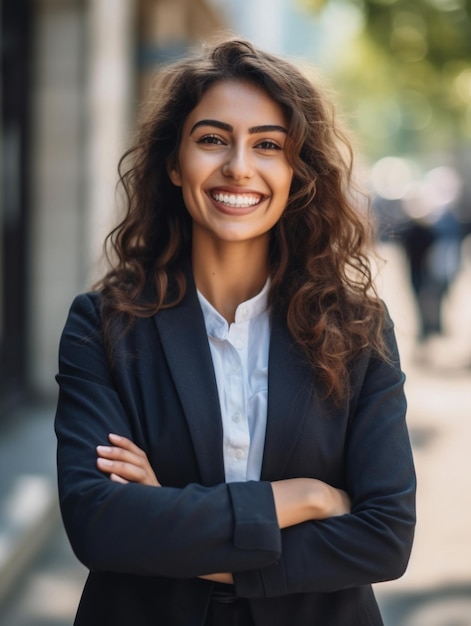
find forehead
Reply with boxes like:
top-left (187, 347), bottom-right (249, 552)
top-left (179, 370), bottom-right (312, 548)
top-left (184, 79), bottom-right (287, 129)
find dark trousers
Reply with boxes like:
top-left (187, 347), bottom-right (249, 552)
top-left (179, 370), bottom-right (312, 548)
top-left (205, 584), bottom-right (255, 626)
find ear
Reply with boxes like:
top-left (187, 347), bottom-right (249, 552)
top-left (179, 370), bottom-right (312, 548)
top-left (167, 157), bottom-right (182, 187)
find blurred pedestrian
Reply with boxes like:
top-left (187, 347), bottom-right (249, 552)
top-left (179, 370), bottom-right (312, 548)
top-left (402, 206), bottom-right (461, 340)
top-left (55, 38), bottom-right (416, 626)
top-left (372, 163), bottom-right (463, 345)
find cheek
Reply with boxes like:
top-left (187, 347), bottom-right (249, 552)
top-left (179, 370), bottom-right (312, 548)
top-left (276, 167), bottom-right (294, 199)
top-left (176, 165), bottom-right (199, 196)
top-left (178, 154), bottom-right (211, 190)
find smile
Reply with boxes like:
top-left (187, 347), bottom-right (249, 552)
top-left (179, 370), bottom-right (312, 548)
top-left (210, 192), bottom-right (262, 208)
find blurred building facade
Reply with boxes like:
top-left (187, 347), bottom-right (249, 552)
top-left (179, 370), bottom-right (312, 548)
top-left (0, 0), bottom-right (225, 414)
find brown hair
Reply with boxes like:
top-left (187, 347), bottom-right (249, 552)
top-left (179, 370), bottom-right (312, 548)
top-left (97, 38), bottom-right (387, 405)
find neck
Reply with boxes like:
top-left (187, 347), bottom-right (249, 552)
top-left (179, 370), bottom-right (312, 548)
top-left (192, 233), bottom-right (269, 324)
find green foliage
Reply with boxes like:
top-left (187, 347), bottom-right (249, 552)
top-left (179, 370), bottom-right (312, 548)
top-left (299, 0), bottom-right (471, 157)
top-left (364, 0), bottom-right (471, 67)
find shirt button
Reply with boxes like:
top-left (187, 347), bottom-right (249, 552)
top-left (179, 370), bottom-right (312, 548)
top-left (234, 339), bottom-right (244, 350)
top-left (235, 449), bottom-right (244, 460)
top-left (232, 412), bottom-right (241, 423)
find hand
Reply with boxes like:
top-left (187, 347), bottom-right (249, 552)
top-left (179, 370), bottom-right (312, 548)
top-left (96, 433), bottom-right (160, 486)
top-left (271, 478), bottom-right (351, 529)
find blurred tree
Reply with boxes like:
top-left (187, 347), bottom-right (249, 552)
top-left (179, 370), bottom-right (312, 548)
top-left (298, 0), bottom-right (471, 159)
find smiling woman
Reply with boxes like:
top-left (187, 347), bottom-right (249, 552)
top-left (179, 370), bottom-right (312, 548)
top-left (54, 38), bottom-right (416, 626)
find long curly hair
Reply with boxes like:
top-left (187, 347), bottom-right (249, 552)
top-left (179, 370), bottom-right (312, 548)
top-left (97, 37), bottom-right (388, 405)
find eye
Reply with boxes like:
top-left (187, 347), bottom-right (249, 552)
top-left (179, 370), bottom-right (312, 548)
top-left (255, 139), bottom-right (282, 151)
top-left (197, 134), bottom-right (226, 146)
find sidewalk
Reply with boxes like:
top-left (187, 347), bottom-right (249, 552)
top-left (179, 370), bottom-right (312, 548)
top-left (375, 363), bottom-right (471, 625)
top-left (0, 404), bottom-right (60, 606)
top-left (372, 242), bottom-right (471, 625)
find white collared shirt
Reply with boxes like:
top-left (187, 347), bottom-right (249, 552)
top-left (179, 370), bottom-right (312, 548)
top-left (197, 281), bottom-right (270, 483)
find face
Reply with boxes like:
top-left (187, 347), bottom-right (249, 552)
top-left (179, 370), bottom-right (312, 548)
top-left (168, 79), bottom-right (293, 247)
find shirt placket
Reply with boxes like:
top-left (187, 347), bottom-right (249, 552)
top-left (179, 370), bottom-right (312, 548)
top-left (224, 320), bottom-right (250, 482)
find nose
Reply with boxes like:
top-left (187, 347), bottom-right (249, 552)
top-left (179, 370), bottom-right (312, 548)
top-left (222, 146), bottom-right (254, 180)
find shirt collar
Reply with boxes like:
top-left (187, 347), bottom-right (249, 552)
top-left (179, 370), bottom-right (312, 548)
top-left (197, 278), bottom-right (271, 339)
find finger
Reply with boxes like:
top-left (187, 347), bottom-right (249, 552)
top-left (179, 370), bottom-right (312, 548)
top-left (108, 433), bottom-right (147, 458)
top-left (97, 457), bottom-right (149, 483)
top-left (110, 473), bottom-right (129, 484)
top-left (96, 445), bottom-right (147, 468)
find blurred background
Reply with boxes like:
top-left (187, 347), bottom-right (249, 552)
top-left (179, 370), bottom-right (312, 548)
top-left (1, 0), bottom-right (470, 624)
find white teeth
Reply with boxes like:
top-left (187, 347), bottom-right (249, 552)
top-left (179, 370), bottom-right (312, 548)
top-left (212, 192), bottom-right (261, 208)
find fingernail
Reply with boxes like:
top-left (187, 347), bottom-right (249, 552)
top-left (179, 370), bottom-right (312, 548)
top-left (97, 445), bottom-right (112, 453)
top-left (109, 433), bottom-right (121, 441)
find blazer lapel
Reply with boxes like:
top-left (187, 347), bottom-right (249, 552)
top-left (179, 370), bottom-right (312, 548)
top-left (153, 276), bottom-right (225, 486)
top-left (261, 311), bottom-right (316, 481)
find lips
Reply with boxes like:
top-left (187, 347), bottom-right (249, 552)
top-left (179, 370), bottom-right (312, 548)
top-left (210, 190), bottom-right (263, 209)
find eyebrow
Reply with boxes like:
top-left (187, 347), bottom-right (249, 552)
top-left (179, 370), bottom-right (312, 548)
top-left (189, 119), bottom-right (288, 135)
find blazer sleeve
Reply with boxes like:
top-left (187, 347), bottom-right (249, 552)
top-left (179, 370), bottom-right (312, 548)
top-left (233, 317), bottom-right (416, 597)
top-left (55, 293), bottom-right (281, 578)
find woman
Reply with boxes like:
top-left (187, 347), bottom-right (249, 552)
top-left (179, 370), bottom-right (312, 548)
top-left (55, 38), bottom-right (416, 626)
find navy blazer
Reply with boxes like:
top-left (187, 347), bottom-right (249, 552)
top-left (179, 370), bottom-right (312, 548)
top-left (55, 274), bottom-right (416, 626)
